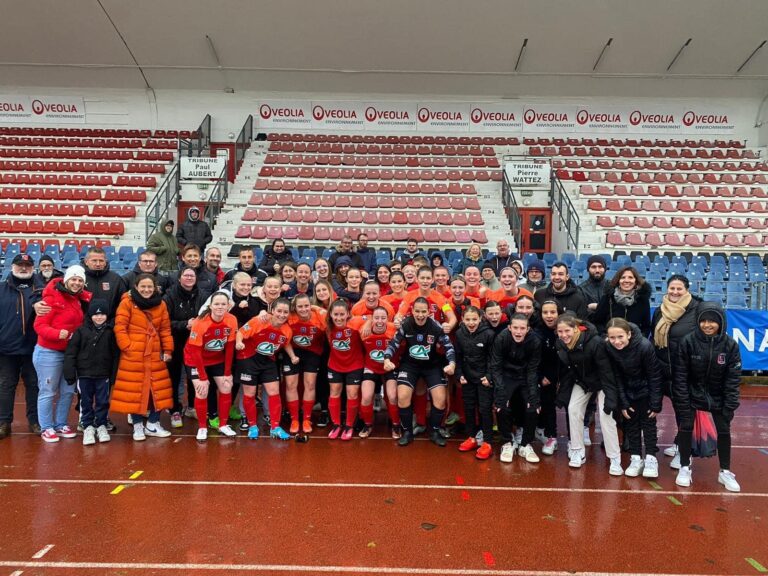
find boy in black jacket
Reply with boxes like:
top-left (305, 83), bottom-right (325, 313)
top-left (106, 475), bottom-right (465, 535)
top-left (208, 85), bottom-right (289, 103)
top-left (63, 299), bottom-right (117, 446)
top-left (673, 303), bottom-right (742, 492)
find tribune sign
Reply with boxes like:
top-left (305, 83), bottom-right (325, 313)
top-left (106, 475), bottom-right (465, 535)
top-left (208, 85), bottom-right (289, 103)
top-left (504, 161), bottom-right (551, 189)
top-left (180, 156), bottom-right (227, 179)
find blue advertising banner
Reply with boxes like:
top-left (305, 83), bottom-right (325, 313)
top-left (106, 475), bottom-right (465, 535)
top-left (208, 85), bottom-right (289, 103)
top-left (726, 310), bottom-right (768, 371)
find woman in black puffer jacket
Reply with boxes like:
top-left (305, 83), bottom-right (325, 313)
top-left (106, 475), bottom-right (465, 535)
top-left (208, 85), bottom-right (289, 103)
top-left (556, 315), bottom-right (622, 476)
top-left (258, 239), bottom-right (295, 276)
top-left (672, 302), bottom-right (742, 492)
top-left (592, 266), bottom-right (652, 335)
top-left (604, 319), bottom-right (663, 478)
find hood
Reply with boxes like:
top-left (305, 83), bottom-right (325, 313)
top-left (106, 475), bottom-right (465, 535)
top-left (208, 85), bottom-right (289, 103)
top-left (694, 301), bottom-right (727, 338)
top-left (548, 279), bottom-right (580, 297)
top-left (430, 251), bottom-right (445, 265)
top-left (160, 218), bottom-right (174, 236)
top-left (459, 320), bottom-right (492, 338)
top-left (187, 206), bottom-right (201, 221)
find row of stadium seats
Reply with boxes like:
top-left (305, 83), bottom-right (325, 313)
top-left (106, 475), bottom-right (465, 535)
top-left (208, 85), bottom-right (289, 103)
top-left (0, 149), bottom-right (174, 161)
top-left (0, 161), bottom-right (166, 173)
top-left (241, 208), bottom-right (484, 226)
top-left (0, 220), bottom-right (125, 235)
top-left (597, 215), bottom-right (768, 230)
top-left (560, 170), bottom-right (767, 184)
top-left (580, 185), bottom-right (766, 198)
top-left (0, 188), bottom-right (147, 201)
top-left (233, 224), bottom-right (488, 244)
top-left (587, 198), bottom-right (766, 213)
top-left (0, 174), bottom-right (157, 187)
top-left (554, 159), bottom-right (763, 171)
top-left (0, 128), bottom-right (192, 138)
top-left (247, 192), bottom-right (481, 210)
top-left (533, 146), bottom-right (755, 159)
top-left (253, 180), bottom-right (479, 195)
top-left (263, 154), bottom-right (500, 167)
top-left (0, 203), bottom-right (136, 217)
top-left (606, 231), bottom-right (767, 249)
top-left (0, 137), bottom-right (177, 149)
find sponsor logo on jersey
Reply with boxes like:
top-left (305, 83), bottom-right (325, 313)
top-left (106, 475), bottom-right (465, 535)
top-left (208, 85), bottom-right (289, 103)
top-left (204, 338), bottom-right (226, 352)
top-left (369, 349), bottom-right (385, 363)
top-left (333, 338), bottom-right (351, 351)
top-left (409, 344), bottom-right (431, 360)
top-left (256, 342), bottom-right (278, 356)
top-left (293, 335), bottom-right (313, 347)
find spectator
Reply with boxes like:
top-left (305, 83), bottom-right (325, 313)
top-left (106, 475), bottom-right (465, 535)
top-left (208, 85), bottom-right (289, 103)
top-left (121, 249), bottom-right (171, 294)
top-left (480, 263), bottom-right (500, 290)
top-left (176, 206), bottom-right (213, 252)
top-left (111, 274), bottom-right (174, 442)
top-left (82, 247), bottom-right (127, 320)
top-left (205, 247), bottom-right (226, 285)
top-left (328, 236), bottom-right (365, 274)
top-left (284, 262), bottom-right (314, 298)
top-left (430, 252), bottom-right (446, 271)
top-left (592, 266), bottom-right (652, 335)
top-left (0, 254), bottom-right (43, 438)
top-left (456, 243), bottom-right (485, 274)
top-left (533, 262), bottom-right (588, 318)
top-left (510, 259), bottom-right (526, 284)
top-left (519, 260), bottom-right (546, 294)
top-left (178, 244), bottom-right (217, 301)
top-left (223, 246), bottom-right (266, 286)
top-left (355, 233), bottom-right (376, 276)
top-left (258, 239), bottom-right (295, 275)
top-left (485, 239), bottom-right (517, 277)
top-left (33, 265), bottom-right (92, 443)
top-left (399, 238), bottom-right (422, 266)
top-left (579, 256), bottom-right (609, 318)
top-left (313, 258), bottom-right (332, 284)
top-left (146, 219), bottom-right (180, 274)
top-left (34, 255), bottom-right (63, 287)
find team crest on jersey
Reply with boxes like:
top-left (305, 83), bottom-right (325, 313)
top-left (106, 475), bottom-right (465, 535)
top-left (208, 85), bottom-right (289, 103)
top-left (409, 344), bottom-right (431, 360)
top-left (717, 353), bottom-right (726, 365)
top-left (102, 282), bottom-right (110, 291)
top-left (214, 329), bottom-right (221, 337)
top-left (375, 339), bottom-right (383, 347)
top-left (189, 331), bottom-right (197, 340)
top-left (269, 333), bottom-right (277, 341)
top-left (369, 349), bottom-right (385, 363)
top-left (427, 335), bottom-right (435, 344)
top-left (417, 334), bottom-right (424, 343)
top-left (293, 335), bottom-right (312, 347)
top-left (333, 338), bottom-right (351, 351)
top-left (204, 338), bottom-right (226, 352)
top-left (256, 342), bottom-right (278, 356)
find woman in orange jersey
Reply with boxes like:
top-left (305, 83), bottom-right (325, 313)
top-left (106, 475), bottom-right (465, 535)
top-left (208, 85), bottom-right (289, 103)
top-left (433, 266), bottom-right (452, 299)
top-left (310, 279), bottom-right (335, 427)
top-left (184, 291), bottom-right (239, 443)
top-left (351, 306), bottom-right (398, 438)
top-left (462, 265), bottom-right (488, 304)
top-left (395, 267), bottom-right (457, 334)
top-left (351, 281), bottom-right (395, 320)
top-left (381, 271), bottom-right (407, 313)
top-left (326, 299), bottom-right (366, 441)
top-left (236, 297), bottom-right (298, 440)
top-left (375, 264), bottom-right (391, 295)
top-left (485, 267), bottom-right (533, 310)
top-left (284, 294), bottom-right (327, 434)
top-left (448, 275), bottom-right (482, 322)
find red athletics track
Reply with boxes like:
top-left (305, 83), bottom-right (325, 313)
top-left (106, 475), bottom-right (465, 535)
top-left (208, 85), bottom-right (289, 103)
top-left (0, 389), bottom-right (767, 576)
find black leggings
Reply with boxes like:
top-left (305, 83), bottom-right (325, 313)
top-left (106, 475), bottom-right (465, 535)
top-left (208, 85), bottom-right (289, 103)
top-left (498, 383), bottom-right (537, 447)
top-left (461, 381), bottom-right (494, 441)
top-left (537, 383), bottom-right (557, 438)
top-left (678, 410), bottom-right (732, 470)
top-left (624, 396), bottom-right (659, 456)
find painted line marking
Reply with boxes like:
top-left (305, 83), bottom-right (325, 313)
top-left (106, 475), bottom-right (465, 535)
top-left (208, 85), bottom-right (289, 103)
top-left (648, 481), bottom-right (662, 491)
top-left (667, 496), bottom-right (683, 506)
top-left (30, 545), bottom-right (54, 559)
top-left (759, 449), bottom-right (768, 457)
top-left (3, 477), bottom-right (765, 498)
top-left (110, 485), bottom-right (126, 495)
top-left (10, 570), bottom-right (24, 576)
top-left (482, 552), bottom-right (496, 567)
top-left (128, 471), bottom-right (143, 480)
top-left (0, 560), bottom-right (737, 576)
top-left (745, 557), bottom-right (768, 573)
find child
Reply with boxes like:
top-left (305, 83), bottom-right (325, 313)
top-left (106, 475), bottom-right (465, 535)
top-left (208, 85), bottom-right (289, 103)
top-left (604, 318), bottom-right (663, 478)
top-left (673, 303), bottom-right (742, 492)
top-left (63, 299), bottom-right (116, 445)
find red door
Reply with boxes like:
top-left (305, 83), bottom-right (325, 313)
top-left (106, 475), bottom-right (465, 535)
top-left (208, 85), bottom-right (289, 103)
top-left (518, 208), bottom-right (551, 256)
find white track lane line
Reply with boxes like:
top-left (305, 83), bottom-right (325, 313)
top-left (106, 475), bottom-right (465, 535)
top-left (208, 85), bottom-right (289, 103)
top-left (30, 546), bottom-right (54, 559)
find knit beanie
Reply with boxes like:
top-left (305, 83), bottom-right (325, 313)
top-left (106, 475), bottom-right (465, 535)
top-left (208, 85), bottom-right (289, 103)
top-left (88, 298), bottom-right (109, 317)
top-left (526, 260), bottom-right (545, 274)
top-left (699, 309), bottom-right (723, 326)
top-left (587, 255), bottom-right (606, 269)
top-left (39, 254), bottom-right (55, 266)
top-left (63, 265), bottom-right (86, 283)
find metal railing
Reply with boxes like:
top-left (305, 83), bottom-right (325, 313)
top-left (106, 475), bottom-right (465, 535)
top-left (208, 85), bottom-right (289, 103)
top-left (550, 173), bottom-right (580, 252)
top-left (501, 170), bottom-right (523, 254)
top-left (234, 115), bottom-right (253, 172)
top-left (179, 114), bottom-right (211, 158)
top-left (202, 164), bottom-right (229, 232)
top-left (145, 162), bottom-right (180, 240)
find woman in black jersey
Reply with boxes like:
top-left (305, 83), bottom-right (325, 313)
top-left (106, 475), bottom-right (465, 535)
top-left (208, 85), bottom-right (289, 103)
top-left (383, 298), bottom-right (456, 448)
top-left (533, 300), bottom-right (562, 455)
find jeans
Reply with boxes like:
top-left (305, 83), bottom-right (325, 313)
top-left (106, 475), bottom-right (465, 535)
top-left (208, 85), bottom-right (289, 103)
top-left (34, 346), bottom-right (75, 431)
top-left (131, 397), bottom-right (161, 425)
top-left (77, 377), bottom-right (110, 428)
top-left (0, 353), bottom-right (39, 426)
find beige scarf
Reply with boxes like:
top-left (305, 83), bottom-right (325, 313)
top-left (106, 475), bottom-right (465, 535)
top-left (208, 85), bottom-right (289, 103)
top-left (654, 292), bottom-right (692, 349)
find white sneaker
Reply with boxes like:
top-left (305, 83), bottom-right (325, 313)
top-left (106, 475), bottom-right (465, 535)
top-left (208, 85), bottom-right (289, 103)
top-left (583, 427), bottom-right (592, 446)
top-left (500, 442), bottom-right (515, 463)
top-left (144, 422), bottom-right (171, 438)
top-left (642, 455), bottom-right (659, 478)
top-left (518, 444), bottom-right (540, 463)
top-left (670, 451), bottom-right (681, 470)
top-left (196, 428), bottom-right (208, 442)
top-left (569, 449), bottom-right (586, 468)
top-left (534, 427), bottom-right (547, 445)
top-left (127, 414), bottom-right (134, 425)
top-left (609, 456), bottom-right (624, 476)
top-left (625, 455), bottom-right (644, 477)
top-left (718, 470), bottom-right (741, 492)
top-left (218, 425), bottom-right (237, 437)
top-left (475, 429), bottom-right (484, 446)
top-left (82, 426), bottom-right (96, 446)
top-left (513, 429), bottom-right (523, 446)
top-left (170, 412), bottom-right (183, 429)
top-left (676, 466), bottom-right (692, 487)
top-left (184, 407), bottom-right (197, 419)
top-left (96, 425), bottom-right (111, 443)
top-left (133, 422), bottom-right (146, 442)
top-left (542, 437), bottom-right (558, 456)
top-left (663, 444), bottom-right (678, 457)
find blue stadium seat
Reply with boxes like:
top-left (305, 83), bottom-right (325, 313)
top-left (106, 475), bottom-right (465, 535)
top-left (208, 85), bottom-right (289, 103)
top-left (561, 253), bottom-right (576, 266)
top-left (632, 254), bottom-right (651, 268)
top-left (727, 293), bottom-right (748, 310)
top-left (703, 292), bottom-right (726, 307)
top-left (704, 280), bottom-right (725, 293)
top-left (543, 252), bottom-right (558, 266)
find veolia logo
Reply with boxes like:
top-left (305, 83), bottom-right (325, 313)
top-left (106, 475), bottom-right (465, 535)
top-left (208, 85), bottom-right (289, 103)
top-left (577, 109), bottom-right (621, 125)
top-left (471, 108), bottom-right (483, 123)
top-left (629, 110), bottom-right (674, 126)
top-left (418, 107), bottom-right (431, 123)
top-left (408, 344), bottom-right (430, 359)
top-left (524, 109), bottom-right (536, 124)
top-left (471, 108), bottom-right (516, 124)
top-left (683, 110), bottom-right (728, 126)
top-left (365, 106), bottom-right (409, 122)
top-left (313, 105), bottom-right (357, 121)
top-left (0, 102), bottom-right (24, 112)
top-left (369, 349), bottom-right (385, 362)
top-left (293, 335), bottom-right (312, 347)
top-left (31, 100), bottom-right (45, 115)
top-left (259, 104), bottom-right (305, 120)
top-left (256, 342), bottom-right (278, 356)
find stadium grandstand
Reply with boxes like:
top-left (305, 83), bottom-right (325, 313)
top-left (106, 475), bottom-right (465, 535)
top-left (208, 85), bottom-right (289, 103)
top-left (1, 1), bottom-right (767, 575)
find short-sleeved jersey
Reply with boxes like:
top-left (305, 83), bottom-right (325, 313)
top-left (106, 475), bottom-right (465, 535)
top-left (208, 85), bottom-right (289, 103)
top-left (485, 287), bottom-right (534, 309)
top-left (327, 320), bottom-right (365, 373)
top-left (397, 290), bottom-right (453, 324)
top-left (287, 309), bottom-right (327, 356)
top-left (184, 313), bottom-right (239, 367)
top-left (237, 317), bottom-right (293, 361)
top-left (353, 319), bottom-right (397, 375)
top-left (350, 298), bottom-right (395, 321)
top-left (381, 292), bottom-right (405, 314)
